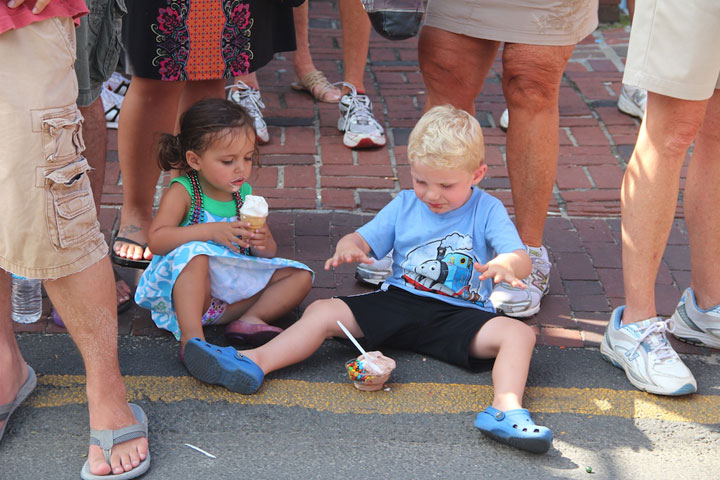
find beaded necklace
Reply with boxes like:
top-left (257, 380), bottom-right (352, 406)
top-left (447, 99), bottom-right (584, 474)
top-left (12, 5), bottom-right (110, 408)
top-left (186, 170), bottom-right (249, 255)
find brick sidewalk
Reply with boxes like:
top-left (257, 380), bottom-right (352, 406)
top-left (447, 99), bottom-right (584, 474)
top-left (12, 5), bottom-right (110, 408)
top-left (17, 4), bottom-right (707, 356)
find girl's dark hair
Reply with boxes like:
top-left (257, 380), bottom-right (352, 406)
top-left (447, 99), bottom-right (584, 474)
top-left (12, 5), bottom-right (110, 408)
top-left (157, 98), bottom-right (259, 172)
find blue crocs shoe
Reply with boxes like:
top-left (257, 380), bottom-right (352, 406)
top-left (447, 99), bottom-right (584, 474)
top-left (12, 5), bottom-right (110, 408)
top-left (474, 406), bottom-right (553, 453)
top-left (183, 338), bottom-right (264, 394)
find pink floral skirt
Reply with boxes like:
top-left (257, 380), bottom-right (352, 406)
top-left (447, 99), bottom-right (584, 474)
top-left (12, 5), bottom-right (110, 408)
top-left (122, 0), bottom-right (296, 81)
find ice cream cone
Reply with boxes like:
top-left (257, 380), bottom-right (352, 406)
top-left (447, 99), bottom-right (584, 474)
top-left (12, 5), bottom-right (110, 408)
top-left (241, 213), bottom-right (267, 230)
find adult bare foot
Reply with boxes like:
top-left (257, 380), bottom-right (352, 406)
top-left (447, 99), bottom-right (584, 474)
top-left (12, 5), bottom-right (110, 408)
top-left (291, 70), bottom-right (341, 103)
top-left (85, 399), bottom-right (150, 477)
top-left (111, 223), bottom-right (153, 269)
top-left (114, 269), bottom-right (132, 312)
top-left (0, 361), bottom-right (33, 443)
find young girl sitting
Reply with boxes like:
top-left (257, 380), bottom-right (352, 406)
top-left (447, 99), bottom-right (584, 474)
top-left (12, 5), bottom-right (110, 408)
top-left (134, 98), bottom-right (313, 374)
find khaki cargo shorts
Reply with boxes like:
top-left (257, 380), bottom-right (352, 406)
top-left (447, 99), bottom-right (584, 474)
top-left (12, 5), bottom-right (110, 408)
top-left (0, 17), bottom-right (107, 279)
top-left (624, 0), bottom-right (720, 101)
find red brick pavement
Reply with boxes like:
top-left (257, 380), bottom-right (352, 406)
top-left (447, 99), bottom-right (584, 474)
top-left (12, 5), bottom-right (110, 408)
top-left (18, 4), bottom-right (709, 356)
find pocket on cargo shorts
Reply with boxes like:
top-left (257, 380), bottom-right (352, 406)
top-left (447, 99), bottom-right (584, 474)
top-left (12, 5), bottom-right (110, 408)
top-left (36, 107), bottom-right (100, 250)
top-left (44, 158), bottom-right (100, 249)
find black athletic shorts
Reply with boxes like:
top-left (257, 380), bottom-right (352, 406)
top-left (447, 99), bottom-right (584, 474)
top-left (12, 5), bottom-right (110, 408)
top-left (338, 286), bottom-right (499, 371)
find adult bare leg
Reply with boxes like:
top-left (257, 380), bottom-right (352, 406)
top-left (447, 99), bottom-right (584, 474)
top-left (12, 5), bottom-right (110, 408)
top-left (675, 90), bottom-right (720, 309)
top-left (176, 79), bottom-right (225, 130)
top-left (502, 44), bottom-right (574, 247)
top-left (0, 271), bottom-right (29, 436)
top-left (79, 99), bottom-right (131, 305)
top-left (44, 257), bottom-right (149, 476)
top-left (418, 26), bottom-right (499, 113)
top-left (338, 0), bottom-right (371, 92)
top-left (292, 2), bottom-right (340, 102)
top-left (621, 93), bottom-right (708, 323)
top-left (115, 78), bottom-right (186, 262)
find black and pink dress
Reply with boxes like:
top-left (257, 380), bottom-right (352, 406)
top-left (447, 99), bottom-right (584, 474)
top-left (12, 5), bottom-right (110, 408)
top-left (122, 0), bottom-right (296, 81)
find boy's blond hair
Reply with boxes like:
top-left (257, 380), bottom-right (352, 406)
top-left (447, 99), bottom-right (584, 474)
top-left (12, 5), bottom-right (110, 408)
top-left (407, 104), bottom-right (485, 172)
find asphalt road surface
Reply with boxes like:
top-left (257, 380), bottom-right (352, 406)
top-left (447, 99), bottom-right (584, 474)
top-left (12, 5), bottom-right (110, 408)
top-left (2, 334), bottom-right (719, 480)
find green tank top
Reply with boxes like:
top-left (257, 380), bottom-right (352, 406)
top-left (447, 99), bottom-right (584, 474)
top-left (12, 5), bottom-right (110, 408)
top-left (170, 175), bottom-right (252, 226)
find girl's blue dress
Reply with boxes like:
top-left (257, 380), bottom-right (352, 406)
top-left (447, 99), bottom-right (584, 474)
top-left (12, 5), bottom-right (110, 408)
top-left (134, 176), bottom-right (313, 340)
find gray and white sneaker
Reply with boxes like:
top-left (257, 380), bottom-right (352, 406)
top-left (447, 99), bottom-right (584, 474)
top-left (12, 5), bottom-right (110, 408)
top-left (337, 83), bottom-right (386, 149)
top-left (489, 245), bottom-right (550, 317)
top-left (100, 87), bottom-right (123, 129)
top-left (356, 252), bottom-right (393, 286)
top-left (601, 306), bottom-right (696, 396)
top-left (227, 80), bottom-right (269, 144)
top-left (618, 84), bottom-right (647, 119)
top-left (671, 288), bottom-right (720, 349)
top-left (499, 108), bottom-right (509, 131)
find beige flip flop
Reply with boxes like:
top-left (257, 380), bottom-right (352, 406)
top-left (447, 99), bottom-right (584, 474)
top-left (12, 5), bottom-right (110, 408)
top-left (0, 365), bottom-right (37, 444)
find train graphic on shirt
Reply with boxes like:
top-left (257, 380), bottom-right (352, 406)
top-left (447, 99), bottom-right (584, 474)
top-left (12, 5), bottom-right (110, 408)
top-left (401, 233), bottom-right (485, 304)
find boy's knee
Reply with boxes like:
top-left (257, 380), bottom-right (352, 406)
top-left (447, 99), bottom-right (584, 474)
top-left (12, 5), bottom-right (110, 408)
top-left (499, 317), bottom-right (536, 347)
top-left (304, 298), bottom-right (341, 317)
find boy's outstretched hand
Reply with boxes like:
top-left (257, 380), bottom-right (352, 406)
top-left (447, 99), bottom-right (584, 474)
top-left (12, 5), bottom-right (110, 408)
top-left (325, 233), bottom-right (374, 270)
top-left (474, 262), bottom-right (527, 289)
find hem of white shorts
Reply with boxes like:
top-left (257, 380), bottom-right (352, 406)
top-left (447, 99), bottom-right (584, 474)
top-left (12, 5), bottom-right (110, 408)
top-left (623, 68), bottom-right (716, 102)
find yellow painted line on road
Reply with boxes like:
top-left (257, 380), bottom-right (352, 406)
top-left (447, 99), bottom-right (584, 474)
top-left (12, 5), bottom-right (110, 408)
top-left (31, 375), bottom-right (718, 424)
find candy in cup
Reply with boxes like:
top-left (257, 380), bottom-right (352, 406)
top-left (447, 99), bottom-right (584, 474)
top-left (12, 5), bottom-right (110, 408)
top-left (337, 320), bottom-right (396, 391)
top-left (345, 351), bottom-right (396, 391)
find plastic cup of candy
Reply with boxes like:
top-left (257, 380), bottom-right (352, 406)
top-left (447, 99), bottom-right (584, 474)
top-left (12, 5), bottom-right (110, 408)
top-left (345, 351), bottom-right (396, 391)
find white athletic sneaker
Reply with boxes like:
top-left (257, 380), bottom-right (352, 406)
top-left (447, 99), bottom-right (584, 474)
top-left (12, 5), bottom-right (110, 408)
top-left (105, 71), bottom-right (131, 96)
top-left (499, 108), bottom-right (509, 131)
top-left (600, 306), bottom-right (697, 396)
top-left (489, 245), bottom-right (550, 318)
top-left (355, 253), bottom-right (393, 286)
top-left (670, 288), bottom-right (720, 349)
top-left (617, 84), bottom-right (647, 119)
top-left (227, 81), bottom-right (269, 144)
top-left (337, 83), bottom-right (386, 149)
top-left (100, 87), bottom-right (124, 129)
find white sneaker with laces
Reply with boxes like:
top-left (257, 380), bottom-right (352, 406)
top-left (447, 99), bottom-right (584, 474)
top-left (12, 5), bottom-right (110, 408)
top-left (337, 83), bottom-right (386, 149)
top-left (356, 252), bottom-right (393, 286)
top-left (670, 288), bottom-right (720, 349)
top-left (489, 245), bottom-right (550, 318)
top-left (617, 84), bottom-right (647, 119)
top-left (226, 81), bottom-right (269, 144)
top-left (100, 87), bottom-right (124, 129)
top-left (105, 71), bottom-right (131, 96)
top-left (600, 306), bottom-right (697, 396)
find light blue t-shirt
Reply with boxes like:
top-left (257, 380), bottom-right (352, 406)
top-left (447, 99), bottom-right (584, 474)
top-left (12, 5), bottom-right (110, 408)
top-left (357, 187), bottom-right (524, 312)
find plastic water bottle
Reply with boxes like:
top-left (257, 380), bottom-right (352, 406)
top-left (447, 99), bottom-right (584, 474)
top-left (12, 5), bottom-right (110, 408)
top-left (11, 274), bottom-right (42, 324)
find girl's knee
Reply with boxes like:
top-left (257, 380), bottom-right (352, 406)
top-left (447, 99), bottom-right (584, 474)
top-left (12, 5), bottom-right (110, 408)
top-left (295, 269), bottom-right (313, 290)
